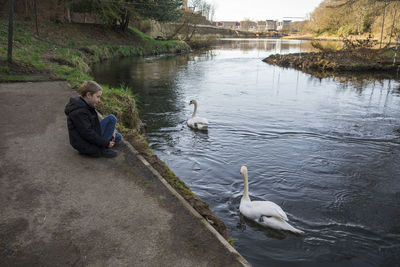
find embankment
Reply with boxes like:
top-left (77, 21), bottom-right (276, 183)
top-left (148, 21), bottom-right (283, 39)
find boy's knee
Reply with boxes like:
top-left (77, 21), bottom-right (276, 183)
top-left (108, 114), bottom-right (117, 122)
top-left (103, 114), bottom-right (117, 124)
top-left (115, 132), bottom-right (123, 143)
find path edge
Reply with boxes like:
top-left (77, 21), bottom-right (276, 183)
top-left (123, 140), bottom-right (251, 266)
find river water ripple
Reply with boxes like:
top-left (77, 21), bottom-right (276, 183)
top-left (92, 39), bottom-right (400, 267)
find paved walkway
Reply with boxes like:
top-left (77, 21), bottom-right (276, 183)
top-left (0, 81), bottom-right (249, 266)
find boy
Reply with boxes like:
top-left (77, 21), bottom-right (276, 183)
top-left (65, 81), bottom-right (122, 158)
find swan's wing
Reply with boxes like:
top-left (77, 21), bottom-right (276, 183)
top-left (250, 201), bottom-right (288, 221)
top-left (188, 117), bottom-right (208, 130)
top-left (193, 117), bottom-right (208, 124)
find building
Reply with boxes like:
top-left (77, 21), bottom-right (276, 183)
top-left (276, 20), bottom-right (292, 31)
top-left (266, 20), bottom-right (276, 31)
top-left (240, 20), bottom-right (257, 31)
top-left (218, 21), bottom-right (241, 29)
top-left (257, 21), bottom-right (266, 32)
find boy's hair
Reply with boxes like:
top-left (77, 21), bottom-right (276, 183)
top-left (80, 81), bottom-right (102, 97)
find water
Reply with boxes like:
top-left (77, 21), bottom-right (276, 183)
top-left (92, 39), bottom-right (400, 266)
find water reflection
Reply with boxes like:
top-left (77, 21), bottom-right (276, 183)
top-left (92, 39), bottom-right (400, 267)
top-left (217, 38), bottom-right (342, 54)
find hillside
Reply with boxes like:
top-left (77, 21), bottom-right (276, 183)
top-left (298, 0), bottom-right (399, 44)
top-left (0, 19), bottom-right (189, 83)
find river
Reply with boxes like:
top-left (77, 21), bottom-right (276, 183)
top-left (92, 39), bottom-right (400, 267)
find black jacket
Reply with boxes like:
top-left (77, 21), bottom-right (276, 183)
top-left (64, 96), bottom-right (109, 156)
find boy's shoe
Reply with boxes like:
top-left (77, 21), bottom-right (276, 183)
top-left (101, 149), bottom-right (118, 158)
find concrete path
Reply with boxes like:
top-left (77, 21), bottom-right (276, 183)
top-left (0, 81), bottom-right (249, 266)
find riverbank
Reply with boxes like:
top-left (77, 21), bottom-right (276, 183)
top-left (263, 47), bottom-right (400, 78)
top-left (0, 19), bottom-right (230, 240)
top-left (0, 19), bottom-right (190, 85)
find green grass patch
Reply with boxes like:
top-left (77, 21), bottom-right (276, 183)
top-left (54, 65), bottom-right (92, 88)
top-left (0, 74), bottom-right (44, 82)
top-left (162, 162), bottom-right (194, 196)
top-left (381, 50), bottom-right (395, 58)
top-left (129, 26), bottom-right (190, 54)
top-left (227, 237), bottom-right (236, 247)
top-left (0, 66), bottom-right (11, 74)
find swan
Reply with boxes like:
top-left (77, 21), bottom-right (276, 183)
top-left (187, 99), bottom-right (209, 131)
top-left (239, 166), bottom-right (304, 234)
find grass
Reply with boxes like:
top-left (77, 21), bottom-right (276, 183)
top-left (0, 74), bottom-right (45, 82)
top-left (162, 162), bottom-right (194, 196)
top-left (227, 237), bottom-right (236, 247)
top-left (0, 66), bottom-right (10, 74)
top-left (129, 26), bottom-right (190, 55)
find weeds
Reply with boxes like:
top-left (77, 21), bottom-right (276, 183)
top-left (0, 66), bottom-right (10, 74)
top-left (227, 237), bottom-right (236, 247)
top-left (340, 34), bottom-right (376, 50)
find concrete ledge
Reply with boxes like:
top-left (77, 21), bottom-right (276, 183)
top-left (123, 141), bottom-right (251, 266)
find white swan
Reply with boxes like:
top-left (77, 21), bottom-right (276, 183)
top-left (187, 99), bottom-right (209, 131)
top-left (239, 166), bottom-right (304, 234)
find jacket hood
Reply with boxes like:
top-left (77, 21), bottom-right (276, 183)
top-left (65, 96), bottom-right (92, 115)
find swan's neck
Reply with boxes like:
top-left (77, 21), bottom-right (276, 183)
top-left (192, 102), bottom-right (197, 118)
top-left (242, 173), bottom-right (250, 201)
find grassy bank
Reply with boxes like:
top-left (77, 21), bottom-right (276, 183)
top-left (0, 19), bottom-right (189, 85)
top-left (0, 19), bottom-right (229, 239)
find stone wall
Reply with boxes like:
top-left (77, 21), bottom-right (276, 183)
top-left (147, 21), bottom-right (266, 39)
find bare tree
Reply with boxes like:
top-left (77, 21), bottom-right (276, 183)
top-left (169, 0), bottom-right (215, 40)
top-left (241, 19), bottom-right (252, 31)
top-left (209, 4), bottom-right (215, 22)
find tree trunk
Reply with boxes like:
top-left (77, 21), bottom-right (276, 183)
top-left (24, 0), bottom-right (28, 18)
top-left (186, 24), bottom-right (197, 41)
top-left (65, 5), bottom-right (71, 23)
top-left (34, 0), bottom-right (38, 35)
top-left (167, 11), bottom-right (194, 40)
top-left (393, 30), bottom-right (400, 64)
top-left (8, 0), bottom-right (14, 63)
top-left (388, 9), bottom-right (397, 46)
top-left (168, 19), bottom-right (187, 39)
top-left (121, 10), bottom-right (130, 31)
top-left (380, 0), bottom-right (388, 48)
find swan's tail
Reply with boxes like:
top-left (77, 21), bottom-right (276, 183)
top-left (286, 223), bottom-right (304, 234)
top-left (196, 123), bottom-right (208, 130)
top-left (282, 220), bottom-right (304, 234)
top-left (260, 216), bottom-right (304, 234)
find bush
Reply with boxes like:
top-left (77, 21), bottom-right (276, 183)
top-left (340, 34), bottom-right (376, 50)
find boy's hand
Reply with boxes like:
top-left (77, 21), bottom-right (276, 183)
top-left (108, 140), bottom-right (115, 148)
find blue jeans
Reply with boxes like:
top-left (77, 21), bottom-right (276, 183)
top-left (100, 114), bottom-right (122, 144)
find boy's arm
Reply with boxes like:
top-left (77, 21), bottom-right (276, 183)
top-left (69, 111), bottom-right (109, 147)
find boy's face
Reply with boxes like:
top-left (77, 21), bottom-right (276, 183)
top-left (86, 90), bottom-right (102, 107)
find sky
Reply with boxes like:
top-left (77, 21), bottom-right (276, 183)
top-left (208, 0), bottom-right (323, 21)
